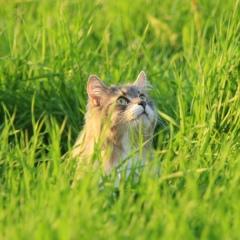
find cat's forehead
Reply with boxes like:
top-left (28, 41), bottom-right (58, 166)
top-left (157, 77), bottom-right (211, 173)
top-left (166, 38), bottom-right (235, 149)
top-left (108, 84), bottom-right (142, 97)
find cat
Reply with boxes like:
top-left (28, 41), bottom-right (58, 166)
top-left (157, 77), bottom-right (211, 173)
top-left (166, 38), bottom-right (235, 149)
top-left (72, 71), bottom-right (157, 184)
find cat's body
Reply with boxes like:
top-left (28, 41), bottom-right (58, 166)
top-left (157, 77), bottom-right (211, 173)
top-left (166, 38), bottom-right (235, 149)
top-left (72, 71), bottom-right (157, 180)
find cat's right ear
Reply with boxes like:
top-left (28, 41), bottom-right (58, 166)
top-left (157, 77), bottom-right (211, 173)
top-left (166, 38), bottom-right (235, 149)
top-left (87, 75), bottom-right (108, 106)
top-left (134, 71), bottom-right (147, 91)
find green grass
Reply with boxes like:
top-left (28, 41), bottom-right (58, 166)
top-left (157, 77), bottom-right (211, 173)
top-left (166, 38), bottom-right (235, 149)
top-left (0, 0), bottom-right (240, 239)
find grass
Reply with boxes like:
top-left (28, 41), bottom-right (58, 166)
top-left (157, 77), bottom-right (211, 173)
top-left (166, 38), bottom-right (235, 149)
top-left (0, 0), bottom-right (239, 239)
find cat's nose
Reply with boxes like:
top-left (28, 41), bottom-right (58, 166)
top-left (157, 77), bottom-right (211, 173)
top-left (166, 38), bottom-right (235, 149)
top-left (138, 100), bottom-right (146, 109)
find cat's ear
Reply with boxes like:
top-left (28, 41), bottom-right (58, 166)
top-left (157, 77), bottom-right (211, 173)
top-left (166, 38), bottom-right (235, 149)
top-left (134, 71), bottom-right (147, 90)
top-left (87, 75), bottom-right (107, 106)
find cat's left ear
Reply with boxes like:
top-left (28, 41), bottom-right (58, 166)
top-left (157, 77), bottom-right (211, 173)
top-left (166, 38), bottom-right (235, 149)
top-left (87, 75), bottom-right (108, 106)
top-left (134, 71), bottom-right (147, 91)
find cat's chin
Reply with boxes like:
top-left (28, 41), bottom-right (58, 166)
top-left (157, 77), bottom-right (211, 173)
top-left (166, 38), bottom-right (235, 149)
top-left (140, 112), bottom-right (148, 117)
top-left (131, 111), bottom-right (148, 122)
top-left (130, 114), bottom-right (151, 128)
top-left (135, 108), bottom-right (149, 118)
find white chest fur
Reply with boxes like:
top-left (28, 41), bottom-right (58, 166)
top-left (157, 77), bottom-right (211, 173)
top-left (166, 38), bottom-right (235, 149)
top-left (114, 132), bottom-right (145, 184)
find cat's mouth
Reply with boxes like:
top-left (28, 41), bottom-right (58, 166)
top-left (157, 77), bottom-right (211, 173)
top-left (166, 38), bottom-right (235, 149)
top-left (139, 110), bottom-right (148, 118)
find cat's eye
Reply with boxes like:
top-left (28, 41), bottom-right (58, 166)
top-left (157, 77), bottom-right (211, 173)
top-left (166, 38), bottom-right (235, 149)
top-left (117, 97), bottom-right (128, 105)
top-left (139, 95), bottom-right (147, 101)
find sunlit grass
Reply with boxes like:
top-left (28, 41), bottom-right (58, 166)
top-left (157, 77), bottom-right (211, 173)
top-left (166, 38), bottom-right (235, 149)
top-left (0, 0), bottom-right (239, 239)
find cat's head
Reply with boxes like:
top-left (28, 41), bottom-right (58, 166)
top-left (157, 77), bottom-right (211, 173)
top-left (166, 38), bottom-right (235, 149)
top-left (86, 71), bottom-right (157, 134)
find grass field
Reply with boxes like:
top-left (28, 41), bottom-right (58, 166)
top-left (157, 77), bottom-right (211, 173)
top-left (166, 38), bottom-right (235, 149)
top-left (0, 0), bottom-right (240, 239)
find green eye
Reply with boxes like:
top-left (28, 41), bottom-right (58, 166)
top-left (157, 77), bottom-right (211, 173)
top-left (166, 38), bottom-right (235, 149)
top-left (139, 95), bottom-right (147, 101)
top-left (117, 97), bottom-right (128, 105)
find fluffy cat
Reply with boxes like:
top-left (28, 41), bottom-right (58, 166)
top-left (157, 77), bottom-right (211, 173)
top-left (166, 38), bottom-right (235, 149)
top-left (72, 71), bottom-right (157, 182)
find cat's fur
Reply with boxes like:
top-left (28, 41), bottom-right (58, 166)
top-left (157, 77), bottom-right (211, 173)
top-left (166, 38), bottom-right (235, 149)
top-left (72, 71), bottom-right (157, 180)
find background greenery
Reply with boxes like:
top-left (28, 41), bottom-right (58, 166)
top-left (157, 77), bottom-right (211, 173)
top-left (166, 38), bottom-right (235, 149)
top-left (0, 0), bottom-right (239, 239)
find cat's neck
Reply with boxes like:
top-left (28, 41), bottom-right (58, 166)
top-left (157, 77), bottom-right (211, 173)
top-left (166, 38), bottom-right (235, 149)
top-left (73, 102), bottom-right (154, 173)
